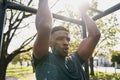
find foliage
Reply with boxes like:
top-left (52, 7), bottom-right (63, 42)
top-left (11, 54), bottom-right (20, 65)
top-left (111, 50), bottom-right (120, 64)
top-left (95, 13), bottom-right (120, 56)
top-left (11, 51), bottom-right (31, 65)
top-left (91, 72), bottom-right (120, 80)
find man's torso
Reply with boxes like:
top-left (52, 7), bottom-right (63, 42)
top-left (33, 52), bottom-right (87, 80)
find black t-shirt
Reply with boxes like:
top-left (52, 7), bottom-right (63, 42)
top-left (33, 52), bottom-right (88, 80)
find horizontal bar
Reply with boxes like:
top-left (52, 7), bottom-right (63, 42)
top-left (7, 1), bottom-right (37, 13)
top-left (7, 1), bottom-right (82, 25)
top-left (52, 14), bottom-right (82, 25)
top-left (93, 3), bottom-right (120, 20)
top-left (7, 1), bottom-right (120, 24)
top-left (89, 7), bottom-right (103, 14)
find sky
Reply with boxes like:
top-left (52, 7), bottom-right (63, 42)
top-left (7, 0), bottom-right (120, 53)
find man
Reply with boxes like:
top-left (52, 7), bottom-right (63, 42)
top-left (33, 0), bottom-right (101, 80)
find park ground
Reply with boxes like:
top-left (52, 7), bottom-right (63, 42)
top-left (6, 65), bottom-right (36, 80)
top-left (6, 65), bottom-right (120, 80)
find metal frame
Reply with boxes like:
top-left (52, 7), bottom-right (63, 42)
top-left (0, 0), bottom-right (6, 58)
top-left (0, 0), bottom-right (120, 78)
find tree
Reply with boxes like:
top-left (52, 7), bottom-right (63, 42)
top-left (95, 11), bottom-right (119, 54)
top-left (11, 48), bottom-right (32, 68)
top-left (0, 0), bottom-right (35, 79)
top-left (111, 50), bottom-right (120, 64)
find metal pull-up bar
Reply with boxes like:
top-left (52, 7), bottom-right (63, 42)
top-left (6, 1), bottom-right (83, 25)
top-left (93, 3), bottom-right (120, 20)
top-left (0, 1), bottom-right (120, 58)
top-left (6, 1), bottom-right (120, 24)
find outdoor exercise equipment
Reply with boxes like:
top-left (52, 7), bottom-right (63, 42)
top-left (0, 0), bottom-right (120, 79)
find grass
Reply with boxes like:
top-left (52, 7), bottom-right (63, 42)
top-left (7, 65), bottom-right (120, 80)
top-left (6, 65), bottom-right (34, 79)
top-left (90, 72), bottom-right (120, 80)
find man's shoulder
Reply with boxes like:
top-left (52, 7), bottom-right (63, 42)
top-left (66, 51), bottom-right (85, 65)
top-left (33, 52), bottom-right (53, 67)
top-left (66, 52), bottom-right (77, 60)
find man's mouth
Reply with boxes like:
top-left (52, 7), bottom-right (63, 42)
top-left (63, 48), bottom-right (68, 53)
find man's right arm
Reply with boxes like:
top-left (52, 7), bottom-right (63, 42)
top-left (33, 0), bottom-right (52, 59)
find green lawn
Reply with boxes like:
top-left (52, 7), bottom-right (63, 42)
top-left (6, 65), bottom-right (120, 80)
top-left (6, 65), bottom-right (34, 79)
top-left (91, 72), bottom-right (120, 80)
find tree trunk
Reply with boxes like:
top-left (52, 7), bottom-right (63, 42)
top-left (90, 57), bottom-right (94, 76)
top-left (31, 60), bottom-right (35, 73)
top-left (0, 61), bottom-right (7, 80)
top-left (84, 60), bottom-right (89, 80)
top-left (20, 62), bottom-right (22, 68)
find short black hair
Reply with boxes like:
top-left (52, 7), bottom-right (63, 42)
top-left (51, 26), bottom-right (69, 34)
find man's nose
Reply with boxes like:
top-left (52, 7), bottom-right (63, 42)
top-left (63, 39), bottom-right (69, 45)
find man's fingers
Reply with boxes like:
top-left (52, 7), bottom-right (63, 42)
top-left (79, 3), bottom-right (89, 14)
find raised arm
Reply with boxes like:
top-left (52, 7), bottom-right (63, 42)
top-left (33, 0), bottom-right (52, 59)
top-left (77, 13), bottom-right (101, 61)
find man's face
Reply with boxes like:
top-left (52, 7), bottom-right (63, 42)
top-left (50, 30), bottom-right (70, 57)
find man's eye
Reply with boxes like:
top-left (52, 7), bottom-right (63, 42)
top-left (57, 37), bottom-right (63, 40)
top-left (67, 38), bottom-right (70, 42)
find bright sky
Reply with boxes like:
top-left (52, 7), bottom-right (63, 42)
top-left (8, 0), bottom-right (120, 53)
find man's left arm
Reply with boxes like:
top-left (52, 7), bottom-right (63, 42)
top-left (77, 13), bottom-right (101, 61)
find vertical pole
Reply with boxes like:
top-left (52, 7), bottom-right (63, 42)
top-left (0, 0), bottom-right (6, 58)
top-left (82, 19), bottom-right (89, 80)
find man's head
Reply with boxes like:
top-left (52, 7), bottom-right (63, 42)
top-left (50, 26), bottom-right (70, 57)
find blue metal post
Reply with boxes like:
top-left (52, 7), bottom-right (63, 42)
top-left (82, 18), bottom-right (89, 80)
top-left (0, 0), bottom-right (6, 58)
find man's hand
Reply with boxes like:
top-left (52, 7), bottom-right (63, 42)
top-left (78, 2), bottom-right (89, 14)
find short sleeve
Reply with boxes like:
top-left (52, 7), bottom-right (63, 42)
top-left (71, 51), bottom-right (85, 65)
top-left (32, 54), bottom-right (48, 68)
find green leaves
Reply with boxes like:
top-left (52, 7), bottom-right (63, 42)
top-left (111, 50), bottom-right (120, 64)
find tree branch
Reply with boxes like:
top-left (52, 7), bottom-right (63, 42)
top-left (7, 47), bottom-right (32, 64)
